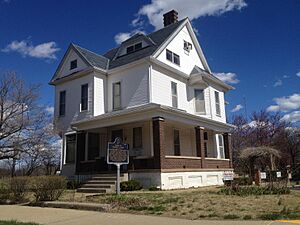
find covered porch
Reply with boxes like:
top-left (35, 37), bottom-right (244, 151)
top-left (62, 104), bottom-right (233, 175)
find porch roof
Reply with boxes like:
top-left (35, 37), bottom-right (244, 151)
top-left (71, 103), bottom-right (234, 132)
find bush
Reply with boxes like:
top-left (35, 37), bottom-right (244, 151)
top-left (234, 177), bottom-right (253, 186)
top-left (67, 180), bottom-right (81, 189)
top-left (120, 180), bottom-right (142, 191)
top-left (30, 176), bottom-right (67, 201)
top-left (219, 185), bottom-right (290, 196)
top-left (0, 179), bottom-right (9, 201)
top-left (148, 186), bottom-right (160, 191)
top-left (10, 177), bottom-right (28, 201)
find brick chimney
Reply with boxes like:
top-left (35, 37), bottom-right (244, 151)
top-left (163, 10), bottom-right (178, 27)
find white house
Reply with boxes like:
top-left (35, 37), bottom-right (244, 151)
top-left (50, 10), bottom-right (234, 190)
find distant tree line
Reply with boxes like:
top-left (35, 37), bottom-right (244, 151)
top-left (0, 71), bottom-right (60, 177)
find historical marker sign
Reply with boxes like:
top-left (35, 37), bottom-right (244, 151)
top-left (107, 137), bottom-right (129, 195)
top-left (107, 137), bottom-right (129, 164)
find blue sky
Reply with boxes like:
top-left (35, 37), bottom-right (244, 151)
top-left (0, 0), bottom-right (299, 125)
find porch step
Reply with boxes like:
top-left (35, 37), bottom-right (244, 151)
top-left (76, 173), bottom-right (127, 194)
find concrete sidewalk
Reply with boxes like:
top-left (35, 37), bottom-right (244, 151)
top-left (0, 205), bottom-right (294, 225)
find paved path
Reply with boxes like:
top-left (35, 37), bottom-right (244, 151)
top-left (0, 205), bottom-right (298, 225)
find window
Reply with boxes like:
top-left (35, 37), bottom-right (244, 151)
top-left (133, 127), bottom-right (143, 149)
top-left (113, 82), bottom-right (121, 110)
top-left (81, 84), bottom-right (88, 111)
top-left (215, 91), bottom-right (221, 116)
top-left (218, 134), bottom-right (225, 159)
top-left (65, 134), bottom-right (76, 163)
top-left (59, 91), bottom-right (66, 116)
top-left (166, 49), bottom-right (180, 65)
top-left (126, 42), bottom-right (142, 54)
top-left (194, 89), bottom-right (206, 113)
top-left (70, 59), bottom-right (77, 70)
top-left (173, 129), bottom-right (180, 156)
top-left (88, 133), bottom-right (99, 160)
top-left (171, 82), bottom-right (178, 108)
top-left (184, 40), bottom-right (193, 52)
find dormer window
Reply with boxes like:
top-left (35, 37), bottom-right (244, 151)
top-left (184, 40), bottom-right (193, 52)
top-left (70, 59), bottom-right (77, 70)
top-left (126, 42), bottom-right (142, 54)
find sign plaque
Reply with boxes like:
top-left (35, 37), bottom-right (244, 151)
top-left (107, 137), bottom-right (129, 195)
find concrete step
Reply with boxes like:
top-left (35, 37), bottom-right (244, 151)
top-left (77, 188), bottom-right (107, 193)
top-left (91, 177), bottom-right (117, 181)
top-left (84, 180), bottom-right (116, 185)
top-left (81, 184), bottom-right (113, 189)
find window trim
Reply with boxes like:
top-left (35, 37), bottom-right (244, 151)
top-left (80, 83), bottom-right (88, 111)
top-left (194, 89), bottom-right (206, 114)
top-left (126, 42), bottom-right (143, 54)
top-left (171, 81), bottom-right (178, 108)
top-left (70, 59), bottom-right (77, 70)
top-left (215, 91), bottom-right (221, 116)
top-left (113, 82), bottom-right (121, 110)
top-left (59, 90), bottom-right (66, 117)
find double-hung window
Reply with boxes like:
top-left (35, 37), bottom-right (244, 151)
top-left (59, 91), bottom-right (66, 116)
top-left (113, 82), bottom-right (121, 110)
top-left (81, 84), bottom-right (88, 111)
top-left (194, 89), bottom-right (205, 114)
top-left (215, 91), bottom-right (221, 116)
top-left (173, 129), bottom-right (180, 156)
top-left (166, 49), bottom-right (180, 66)
top-left (171, 82), bottom-right (178, 108)
top-left (217, 134), bottom-right (225, 159)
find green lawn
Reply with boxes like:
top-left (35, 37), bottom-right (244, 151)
top-left (60, 186), bottom-right (300, 220)
top-left (0, 221), bottom-right (39, 225)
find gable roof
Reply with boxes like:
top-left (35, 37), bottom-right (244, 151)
top-left (51, 18), bottom-right (212, 83)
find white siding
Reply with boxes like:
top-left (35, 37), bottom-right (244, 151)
top-left (94, 74), bottom-right (106, 116)
top-left (107, 63), bottom-right (149, 112)
top-left (156, 25), bottom-right (205, 75)
top-left (151, 65), bottom-right (188, 111)
top-left (54, 73), bottom-right (95, 132)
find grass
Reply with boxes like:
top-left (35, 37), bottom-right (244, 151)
top-left (59, 186), bottom-right (300, 220)
top-left (0, 221), bottom-right (39, 225)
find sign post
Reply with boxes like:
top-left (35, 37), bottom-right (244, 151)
top-left (107, 137), bottom-right (129, 195)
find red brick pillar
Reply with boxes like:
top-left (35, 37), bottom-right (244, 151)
top-left (223, 133), bottom-right (233, 168)
top-left (195, 126), bottom-right (205, 168)
top-left (152, 117), bottom-right (165, 169)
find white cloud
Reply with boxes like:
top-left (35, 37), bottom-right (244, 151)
top-left (231, 104), bottom-right (243, 112)
top-left (114, 0), bottom-right (247, 44)
top-left (114, 29), bottom-right (145, 45)
top-left (213, 72), bottom-right (239, 84)
top-left (283, 75), bottom-right (289, 79)
top-left (273, 79), bottom-right (282, 87)
top-left (2, 40), bottom-right (60, 59)
top-left (45, 106), bottom-right (54, 115)
top-left (296, 71), bottom-right (300, 77)
top-left (281, 111), bottom-right (300, 124)
top-left (136, 0), bottom-right (247, 30)
top-left (267, 93), bottom-right (300, 112)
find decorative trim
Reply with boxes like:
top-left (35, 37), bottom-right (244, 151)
top-left (165, 155), bottom-right (201, 160)
top-left (206, 158), bottom-right (230, 161)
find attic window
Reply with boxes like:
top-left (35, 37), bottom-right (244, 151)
top-left (166, 49), bottom-right (180, 66)
top-left (126, 42), bottom-right (142, 54)
top-left (184, 40), bottom-right (193, 52)
top-left (70, 59), bottom-right (77, 70)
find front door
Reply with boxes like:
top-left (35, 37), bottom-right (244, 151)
top-left (111, 129), bottom-right (123, 142)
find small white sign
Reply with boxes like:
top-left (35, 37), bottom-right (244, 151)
top-left (223, 171), bottom-right (234, 181)
top-left (288, 173), bottom-right (292, 179)
top-left (276, 171), bottom-right (282, 178)
top-left (260, 172), bottom-right (267, 179)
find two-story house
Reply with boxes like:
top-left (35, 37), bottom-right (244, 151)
top-left (50, 10), bottom-right (234, 190)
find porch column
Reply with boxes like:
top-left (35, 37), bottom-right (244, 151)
top-left (195, 126), bottom-right (205, 168)
top-left (223, 133), bottom-right (233, 168)
top-left (152, 117), bottom-right (165, 169)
